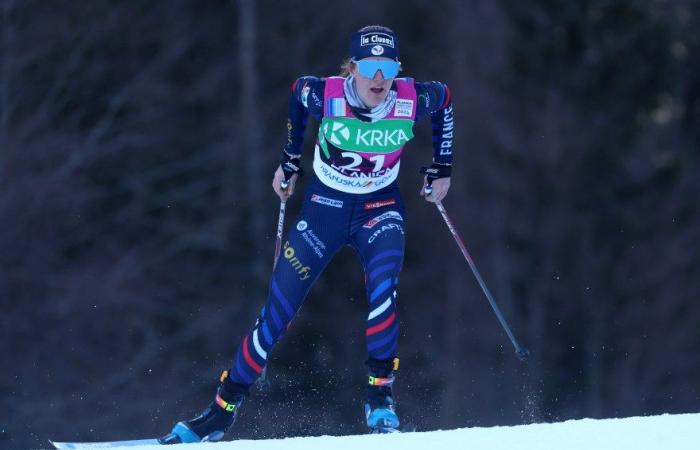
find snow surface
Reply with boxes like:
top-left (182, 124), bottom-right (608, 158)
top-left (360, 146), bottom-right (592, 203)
top-left (59, 412), bottom-right (700, 450)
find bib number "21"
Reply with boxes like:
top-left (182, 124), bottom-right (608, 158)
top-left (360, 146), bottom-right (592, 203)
top-left (336, 152), bottom-right (385, 172)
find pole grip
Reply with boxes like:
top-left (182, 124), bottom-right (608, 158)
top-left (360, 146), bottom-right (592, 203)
top-left (273, 201), bottom-right (286, 270)
top-left (423, 174), bottom-right (434, 196)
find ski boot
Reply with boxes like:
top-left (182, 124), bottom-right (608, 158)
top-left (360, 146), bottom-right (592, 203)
top-left (364, 357), bottom-right (401, 433)
top-left (159, 371), bottom-right (247, 444)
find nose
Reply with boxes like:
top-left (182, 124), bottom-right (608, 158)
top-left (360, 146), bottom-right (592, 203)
top-left (372, 70), bottom-right (385, 81)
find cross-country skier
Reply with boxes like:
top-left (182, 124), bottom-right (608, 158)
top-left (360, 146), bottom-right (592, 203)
top-left (160, 24), bottom-right (454, 443)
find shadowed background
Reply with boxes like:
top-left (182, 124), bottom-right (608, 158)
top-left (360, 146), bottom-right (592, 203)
top-left (1, 1), bottom-right (699, 448)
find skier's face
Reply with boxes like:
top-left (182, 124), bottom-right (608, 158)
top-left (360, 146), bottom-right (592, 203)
top-left (350, 57), bottom-right (398, 107)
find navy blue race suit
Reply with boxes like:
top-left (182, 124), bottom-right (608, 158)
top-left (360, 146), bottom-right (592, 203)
top-left (228, 76), bottom-right (453, 386)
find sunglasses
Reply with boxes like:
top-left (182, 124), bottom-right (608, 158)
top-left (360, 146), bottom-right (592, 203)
top-left (354, 59), bottom-right (401, 79)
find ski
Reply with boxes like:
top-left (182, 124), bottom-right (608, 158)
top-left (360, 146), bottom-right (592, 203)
top-left (369, 423), bottom-right (416, 434)
top-left (51, 423), bottom-right (416, 448)
top-left (50, 438), bottom-right (162, 449)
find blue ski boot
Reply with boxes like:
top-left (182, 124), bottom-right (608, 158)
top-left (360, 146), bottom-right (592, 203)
top-left (159, 371), bottom-right (247, 444)
top-left (364, 357), bottom-right (401, 433)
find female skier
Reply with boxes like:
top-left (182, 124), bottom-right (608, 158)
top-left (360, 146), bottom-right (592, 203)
top-left (161, 25), bottom-right (454, 443)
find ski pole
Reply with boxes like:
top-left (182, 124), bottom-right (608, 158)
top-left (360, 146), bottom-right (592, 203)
top-left (272, 199), bottom-right (287, 271)
top-left (423, 180), bottom-right (529, 362)
top-left (257, 177), bottom-right (292, 389)
top-left (273, 171), bottom-right (296, 269)
top-left (274, 163), bottom-right (300, 269)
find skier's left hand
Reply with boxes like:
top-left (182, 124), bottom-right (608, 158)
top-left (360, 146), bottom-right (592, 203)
top-left (420, 177), bottom-right (451, 203)
top-left (273, 165), bottom-right (298, 201)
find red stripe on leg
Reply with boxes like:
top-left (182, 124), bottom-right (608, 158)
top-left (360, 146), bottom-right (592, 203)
top-left (242, 335), bottom-right (263, 374)
top-left (366, 312), bottom-right (396, 336)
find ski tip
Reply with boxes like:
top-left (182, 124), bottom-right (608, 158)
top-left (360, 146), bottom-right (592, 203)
top-left (49, 440), bottom-right (85, 450)
top-left (48, 438), bottom-right (162, 449)
top-left (369, 424), bottom-right (416, 434)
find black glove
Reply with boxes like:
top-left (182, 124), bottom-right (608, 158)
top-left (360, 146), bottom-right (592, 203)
top-left (419, 163), bottom-right (451, 194)
top-left (280, 153), bottom-right (304, 189)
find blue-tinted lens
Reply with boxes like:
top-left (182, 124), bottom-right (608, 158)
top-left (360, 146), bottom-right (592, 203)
top-left (356, 60), bottom-right (400, 79)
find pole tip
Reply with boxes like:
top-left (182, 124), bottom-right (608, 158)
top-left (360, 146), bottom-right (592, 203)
top-left (516, 347), bottom-right (530, 362)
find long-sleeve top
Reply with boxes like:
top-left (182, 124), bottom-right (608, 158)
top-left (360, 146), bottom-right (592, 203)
top-left (283, 76), bottom-right (454, 166)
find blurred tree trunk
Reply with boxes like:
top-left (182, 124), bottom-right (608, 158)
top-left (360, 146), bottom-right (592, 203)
top-left (440, 0), bottom-right (470, 427)
top-left (440, 0), bottom-right (514, 427)
top-left (0, 0), bottom-right (16, 178)
top-left (236, 0), bottom-right (266, 283)
top-left (582, 225), bottom-right (607, 417)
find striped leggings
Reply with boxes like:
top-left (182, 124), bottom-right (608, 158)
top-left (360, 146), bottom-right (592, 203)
top-left (228, 180), bottom-right (405, 386)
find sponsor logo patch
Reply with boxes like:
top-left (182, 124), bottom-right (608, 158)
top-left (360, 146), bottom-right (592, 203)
top-left (296, 220), bottom-right (308, 231)
top-left (394, 99), bottom-right (414, 118)
top-left (364, 199), bottom-right (397, 210)
top-left (318, 117), bottom-right (414, 157)
top-left (368, 223), bottom-right (404, 243)
top-left (371, 45), bottom-right (385, 56)
top-left (283, 241), bottom-right (311, 280)
top-left (311, 193), bottom-right (344, 208)
top-left (360, 33), bottom-right (395, 48)
top-left (301, 229), bottom-right (326, 259)
top-left (326, 121), bottom-right (351, 146)
top-left (363, 211), bottom-right (403, 229)
top-left (320, 164), bottom-right (378, 188)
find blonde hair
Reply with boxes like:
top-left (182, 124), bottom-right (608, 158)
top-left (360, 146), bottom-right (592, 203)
top-left (339, 58), bottom-right (355, 77)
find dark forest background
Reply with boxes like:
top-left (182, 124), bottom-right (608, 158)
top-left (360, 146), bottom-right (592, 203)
top-left (1, 0), bottom-right (699, 448)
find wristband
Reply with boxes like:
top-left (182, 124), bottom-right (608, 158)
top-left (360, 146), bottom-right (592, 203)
top-left (280, 153), bottom-right (304, 180)
top-left (419, 163), bottom-right (451, 181)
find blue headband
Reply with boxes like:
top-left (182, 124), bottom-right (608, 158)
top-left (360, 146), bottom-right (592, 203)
top-left (350, 30), bottom-right (400, 61)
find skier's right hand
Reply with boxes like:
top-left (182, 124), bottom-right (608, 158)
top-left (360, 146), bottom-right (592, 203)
top-left (272, 166), bottom-right (297, 201)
